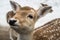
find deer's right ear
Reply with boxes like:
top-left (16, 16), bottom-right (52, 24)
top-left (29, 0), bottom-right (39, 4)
top-left (6, 11), bottom-right (15, 23)
top-left (10, 1), bottom-right (21, 13)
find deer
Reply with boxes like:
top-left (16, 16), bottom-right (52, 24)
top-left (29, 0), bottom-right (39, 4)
top-left (6, 1), bottom-right (53, 40)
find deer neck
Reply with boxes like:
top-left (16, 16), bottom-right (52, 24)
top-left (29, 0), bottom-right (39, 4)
top-left (18, 33), bottom-right (33, 40)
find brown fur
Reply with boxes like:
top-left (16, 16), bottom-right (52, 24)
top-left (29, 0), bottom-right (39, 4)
top-left (33, 18), bottom-right (60, 40)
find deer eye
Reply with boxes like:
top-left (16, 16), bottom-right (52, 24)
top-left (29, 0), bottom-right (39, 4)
top-left (28, 15), bottom-right (33, 19)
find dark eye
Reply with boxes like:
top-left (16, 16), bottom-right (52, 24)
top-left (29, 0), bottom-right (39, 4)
top-left (28, 15), bottom-right (33, 19)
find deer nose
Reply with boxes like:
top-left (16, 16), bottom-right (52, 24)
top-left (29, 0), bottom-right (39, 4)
top-left (9, 19), bottom-right (17, 26)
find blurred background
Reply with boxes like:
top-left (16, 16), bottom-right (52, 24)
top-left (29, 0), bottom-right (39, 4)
top-left (0, 0), bottom-right (60, 28)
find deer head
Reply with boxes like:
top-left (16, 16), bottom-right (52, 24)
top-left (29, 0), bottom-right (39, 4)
top-left (7, 1), bottom-right (53, 34)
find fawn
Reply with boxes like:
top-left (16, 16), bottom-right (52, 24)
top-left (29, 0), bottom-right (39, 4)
top-left (6, 1), bottom-right (53, 40)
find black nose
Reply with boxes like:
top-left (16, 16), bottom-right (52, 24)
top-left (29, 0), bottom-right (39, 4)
top-left (9, 20), bottom-right (17, 26)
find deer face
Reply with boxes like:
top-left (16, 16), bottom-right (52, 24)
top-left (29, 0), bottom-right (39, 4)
top-left (7, 1), bottom-right (53, 34)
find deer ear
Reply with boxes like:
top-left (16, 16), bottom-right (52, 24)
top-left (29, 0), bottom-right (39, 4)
top-left (10, 1), bottom-right (21, 13)
top-left (37, 4), bottom-right (53, 19)
top-left (6, 11), bottom-right (15, 23)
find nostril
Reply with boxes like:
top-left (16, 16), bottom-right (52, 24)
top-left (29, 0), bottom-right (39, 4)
top-left (12, 20), bottom-right (17, 22)
top-left (9, 20), bottom-right (17, 26)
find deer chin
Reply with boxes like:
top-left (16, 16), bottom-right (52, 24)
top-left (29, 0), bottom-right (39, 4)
top-left (16, 27), bottom-right (33, 34)
top-left (10, 25), bottom-right (19, 30)
top-left (11, 25), bottom-right (33, 34)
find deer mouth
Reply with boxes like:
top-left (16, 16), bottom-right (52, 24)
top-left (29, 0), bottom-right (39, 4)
top-left (8, 21), bottom-right (20, 29)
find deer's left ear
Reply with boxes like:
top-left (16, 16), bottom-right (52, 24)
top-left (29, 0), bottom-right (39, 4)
top-left (37, 4), bottom-right (53, 19)
top-left (10, 1), bottom-right (21, 13)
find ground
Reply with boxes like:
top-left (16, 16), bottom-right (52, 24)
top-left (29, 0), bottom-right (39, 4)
top-left (0, 27), bottom-right (10, 40)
